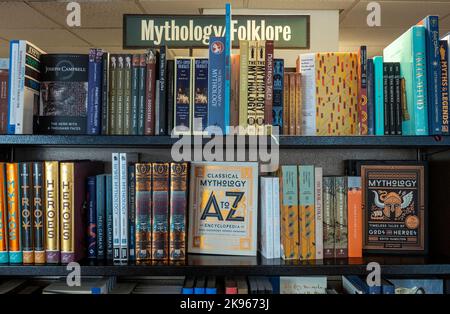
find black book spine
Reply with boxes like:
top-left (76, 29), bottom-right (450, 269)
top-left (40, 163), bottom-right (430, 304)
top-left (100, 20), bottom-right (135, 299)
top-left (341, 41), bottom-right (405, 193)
top-left (32, 162), bottom-right (44, 264)
top-left (167, 60), bottom-right (175, 135)
top-left (101, 53), bottom-right (110, 135)
top-left (383, 62), bottom-right (390, 135)
top-left (138, 54), bottom-right (147, 135)
top-left (20, 162), bottom-right (34, 264)
top-left (393, 62), bottom-right (402, 135)
top-left (159, 46), bottom-right (167, 135)
top-left (388, 63), bottom-right (395, 135)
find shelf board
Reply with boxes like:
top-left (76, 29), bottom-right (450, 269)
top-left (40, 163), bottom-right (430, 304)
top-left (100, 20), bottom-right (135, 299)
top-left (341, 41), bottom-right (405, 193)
top-left (0, 135), bottom-right (449, 148)
top-left (0, 255), bottom-right (449, 276)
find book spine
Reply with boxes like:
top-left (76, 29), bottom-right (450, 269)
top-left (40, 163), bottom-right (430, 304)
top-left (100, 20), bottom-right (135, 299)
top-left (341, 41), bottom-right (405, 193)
top-left (299, 165), bottom-right (315, 260)
top-left (230, 54), bottom-right (240, 129)
top-left (299, 54), bottom-right (316, 135)
top-left (393, 62), bottom-right (402, 135)
top-left (101, 53), bottom-right (109, 135)
top-left (439, 40), bottom-right (449, 135)
top-left (412, 26), bottom-right (429, 135)
top-left (247, 41), bottom-right (258, 135)
top-left (119, 153), bottom-right (129, 262)
top-left (158, 46), bottom-right (167, 135)
top-left (322, 176), bottom-right (334, 259)
top-left (115, 55), bottom-right (125, 135)
top-left (367, 59), bottom-right (375, 135)
top-left (314, 167), bottom-right (323, 260)
top-left (135, 163), bottom-right (152, 261)
top-left (60, 162), bottom-right (74, 263)
top-left (20, 162), bottom-right (34, 264)
top-left (87, 49), bottom-right (102, 135)
top-left (383, 62), bottom-right (390, 135)
top-left (131, 54), bottom-right (141, 135)
top-left (193, 58), bottom-right (208, 134)
top-left (208, 37), bottom-right (227, 134)
top-left (288, 73), bottom-right (295, 135)
top-left (358, 46), bottom-right (368, 135)
top-left (239, 40), bottom-right (249, 134)
top-left (44, 161), bottom-right (59, 263)
top-left (280, 166), bottom-right (299, 260)
top-left (128, 165), bottom-right (136, 261)
top-left (294, 73), bottom-right (302, 135)
top-left (255, 41), bottom-right (266, 135)
top-left (166, 60), bottom-right (175, 134)
top-left (169, 162), bottom-right (188, 261)
top-left (272, 177), bottom-right (281, 259)
top-left (137, 54), bottom-right (146, 135)
top-left (0, 69), bottom-right (8, 134)
top-left (272, 59), bottom-right (284, 133)
top-left (152, 162), bottom-right (169, 260)
top-left (334, 177), bottom-right (348, 258)
top-left (282, 72), bottom-right (289, 135)
top-left (123, 55), bottom-right (132, 135)
top-left (6, 163), bottom-right (21, 263)
top-left (145, 50), bottom-right (157, 135)
top-left (259, 178), bottom-right (272, 258)
top-left (224, 3), bottom-right (232, 133)
top-left (0, 164), bottom-right (7, 263)
top-left (96, 175), bottom-right (105, 260)
top-left (14, 41), bottom-right (25, 134)
top-left (155, 81), bottom-right (160, 135)
top-left (105, 174), bottom-right (113, 260)
top-left (264, 41), bottom-right (274, 134)
top-left (373, 56), bottom-right (384, 135)
top-left (347, 177), bottom-right (362, 258)
top-left (32, 162), bottom-right (44, 264)
top-left (87, 176), bottom-right (97, 259)
top-left (112, 153), bottom-right (121, 262)
top-left (7, 41), bottom-right (18, 134)
top-left (423, 16), bottom-right (442, 135)
top-left (174, 58), bottom-right (193, 135)
top-left (388, 63), bottom-right (395, 135)
top-left (109, 55), bottom-right (117, 135)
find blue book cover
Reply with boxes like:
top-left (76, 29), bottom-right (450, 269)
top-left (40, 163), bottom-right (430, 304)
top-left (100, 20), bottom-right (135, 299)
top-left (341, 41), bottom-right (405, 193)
top-left (174, 58), bottom-right (192, 134)
top-left (367, 58), bottom-right (375, 135)
top-left (193, 58), bottom-right (208, 134)
top-left (224, 3), bottom-right (231, 133)
top-left (420, 16), bottom-right (442, 135)
top-left (105, 174), bottom-right (113, 260)
top-left (128, 165), bottom-right (136, 261)
top-left (87, 176), bottom-right (97, 259)
top-left (158, 46), bottom-right (167, 135)
top-left (381, 279), bottom-right (395, 294)
top-left (346, 275), bottom-right (381, 294)
top-left (208, 37), bottom-right (226, 134)
top-left (272, 59), bottom-right (284, 132)
top-left (87, 49), bottom-right (103, 135)
top-left (439, 39), bottom-right (449, 135)
top-left (96, 174), bottom-right (106, 260)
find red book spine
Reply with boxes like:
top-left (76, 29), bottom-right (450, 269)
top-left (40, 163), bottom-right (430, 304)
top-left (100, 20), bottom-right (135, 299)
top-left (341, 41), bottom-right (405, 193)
top-left (145, 51), bottom-right (156, 135)
top-left (0, 70), bottom-right (8, 134)
top-left (264, 41), bottom-right (274, 131)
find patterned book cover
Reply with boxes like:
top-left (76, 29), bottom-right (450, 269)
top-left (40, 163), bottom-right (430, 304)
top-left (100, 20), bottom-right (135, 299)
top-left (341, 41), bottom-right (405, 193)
top-left (193, 58), bottom-right (208, 134)
top-left (272, 59), bottom-right (284, 133)
top-left (20, 162), bottom-right (34, 264)
top-left (128, 165), bottom-right (136, 261)
top-left (322, 176), bottom-right (335, 259)
top-left (87, 176), bottom-right (97, 259)
top-left (145, 49), bottom-right (157, 135)
top-left (239, 40), bottom-right (249, 133)
top-left (152, 163), bottom-right (170, 260)
top-left (135, 163), bottom-right (152, 261)
top-left (32, 162), bottom-right (45, 264)
top-left (44, 161), bottom-right (59, 263)
top-left (108, 55), bottom-right (117, 134)
top-left (101, 52), bottom-right (110, 135)
top-left (246, 41), bottom-right (258, 135)
top-left (96, 174), bottom-right (106, 260)
top-left (188, 162), bottom-right (258, 256)
top-left (334, 176), bottom-right (348, 258)
top-left (361, 164), bottom-right (426, 253)
top-left (347, 177), bottom-right (362, 258)
top-left (208, 37), bottom-right (227, 134)
top-left (280, 166), bottom-right (299, 260)
top-left (255, 40), bottom-right (266, 135)
top-left (264, 41), bottom-right (274, 134)
top-left (299, 165), bottom-right (315, 260)
top-left (367, 58), bottom-right (375, 135)
top-left (6, 163), bottom-right (21, 263)
top-left (169, 162), bottom-right (188, 261)
top-left (314, 167), bottom-right (323, 260)
top-left (439, 40), bottom-right (449, 134)
top-left (358, 46), bottom-right (368, 135)
top-left (174, 57), bottom-right (193, 135)
top-left (0, 163), bottom-right (7, 263)
top-left (123, 54), bottom-right (132, 135)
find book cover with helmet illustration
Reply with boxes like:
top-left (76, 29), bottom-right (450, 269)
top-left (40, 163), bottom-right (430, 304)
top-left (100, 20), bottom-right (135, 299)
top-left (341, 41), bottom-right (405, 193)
top-left (361, 163), bottom-right (427, 254)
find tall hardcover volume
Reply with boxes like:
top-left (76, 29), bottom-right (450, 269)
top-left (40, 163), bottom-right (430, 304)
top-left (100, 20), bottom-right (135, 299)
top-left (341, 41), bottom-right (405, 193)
top-left (87, 48), bottom-right (103, 135)
top-left (334, 177), bottom-right (348, 258)
top-left (264, 41), bottom-right (274, 134)
top-left (138, 54), bottom-right (147, 135)
top-left (108, 55), bottom-right (117, 134)
top-left (169, 162), bottom-right (188, 261)
top-left (224, 3), bottom-right (232, 134)
top-left (6, 163), bottom-right (21, 263)
top-left (0, 66), bottom-right (8, 134)
top-left (383, 62), bottom-right (390, 134)
top-left (247, 41), bottom-right (258, 135)
top-left (145, 49), bottom-right (157, 135)
top-left (135, 163), bottom-right (152, 261)
top-left (358, 46), bottom-right (368, 135)
top-left (158, 46), bottom-right (167, 135)
top-left (166, 60), bottom-right (175, 134)
top-left (230, 54), bottom-right (240, 129)
top-left (299, 165), bottom-right (315, 260)
top-left (37, 54), bottom-right (89, 134)
top-left (208, 37), bottom-right (227, 134)
top-left (87, 176), bottom-right (97, 259)
top-left (128, 165), bottom-right (136, 261)
top-left (174, 57), bottom-right (193, 135)
top-left (123, 55), bottom-right (132, 135)
top-left (193, 58), bottom-right (208, 134)
top-left (393, 62), bottom-right (402, 135)
top-left (280, 166), bottom-right (299, 260)
top-left (373, 56), bottom-right (384, 135)
top-left (347, 177), bottom-right (362, 258)
top-left (314, 167), bottom-right (323, 260)
top-left (115, 55), bottom-right (124, 134)
top-left (384, 26), bottom-right (428, 135)
top-left (255, 41), bottom-right (266, 135)
top-left (439, 40), bottom-right (449, 134)
top-left (96, 174), bottom-right (106, 260)
top-left (387, 62), bottom-right (395, 135)
top-left (32, 162), bottom-right (45, 264)
top-left (44, 161), bottom-right (59, 263)
top-left (20, 162), bottom-right (34, 264)
top-left (0, 164), bottom-right (7, 263)
top-left (188, 162), bottom-right (258, 256)
top-left (112, 153), bottom-right (120, 262)
top-left (152, 163), bottom-right (170, 260)
top-left (322, 176), bottom-right (335, 258)
top-left (272, 59), bottom-right (284, 133)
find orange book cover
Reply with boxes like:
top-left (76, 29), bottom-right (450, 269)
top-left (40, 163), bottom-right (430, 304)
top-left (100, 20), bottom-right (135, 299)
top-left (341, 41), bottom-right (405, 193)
top-left (294, 73), bottom-right (302, 135)
top-left (347, 177), bottom-right (362, 258)
top-left (0, 163), bottom-right (7, 263)
top-left (6, 163), bottom-right (21, 263)
top-left (288, 73), bottom-right (296, 135)
top-left (283, 73), bottom-right (289, 135)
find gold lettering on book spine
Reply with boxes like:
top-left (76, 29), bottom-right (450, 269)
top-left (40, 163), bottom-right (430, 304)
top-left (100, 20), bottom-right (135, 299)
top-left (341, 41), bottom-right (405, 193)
top-left (45, 161), bottom-right (59, 254)
top-left (60, 163), bottom-right (74, 253)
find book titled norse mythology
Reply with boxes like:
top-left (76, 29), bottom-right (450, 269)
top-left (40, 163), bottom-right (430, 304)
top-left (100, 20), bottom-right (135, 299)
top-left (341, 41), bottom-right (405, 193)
top-left (361, 163), bottom-right (427, 254)
top-left (188, 162), bottom-right (258, 256)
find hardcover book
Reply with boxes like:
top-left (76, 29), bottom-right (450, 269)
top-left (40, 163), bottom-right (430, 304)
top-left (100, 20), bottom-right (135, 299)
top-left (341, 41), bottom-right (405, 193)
top-left (128, 165), bottom-right (136, 261)
top-left (87, 176), bottom-right (97, 259)
top-left (322, 176), bottom-right (335, 258)
top-left (272, 177), bottom-right (281, 259)
top-left (0, 67), bottom-right (8, 134)
top-left (255, 40), bottom-right (266, 135)
top-left (358, 46), bottom-right (368, 135)
top-left (373, 56), bottom-right (384, 135)
top-left (87, 48), bottom-right (103, 135)
top-left (152, 162), bottom-right (170, 260)
top-left (138, 54), bottom-right (147, 135)
top-left (272, 59), bottom-right (284, 132)
top-left (439, 40), bottom-right (449, 134)
top-left (37, 54), bottom-right (89, 134)
top-left (123, 55), bottom-right (132, 135)
top-left (260, 177), bottom-right (274, 259)
top-left (6, 163), bottom-right (21, 263)
top-left (347, 176), bottom-right (362, 258)
top-left (108, 55), bottom-right (117, 134)
top-left (0, 164), bottom-right (7, 263)
top-left (158, 46), bottom-right (168, 135)
top-left (135, 163), bottom-right (152, 261)
top-left (115, 55), bottom-right (125, 134)
top-left (239, 40), bottom-right (249, 133)
top-left (334, 176), bottom-right (348, 258)
top-left (44, 161), bottom-right (59, 263)
top-left (19, 162), bottom-right (34, 264)
top-left (314, 167), bottom-right (323, 260)
top-left (145, 49), bottom-right (157, 135)
top-left (174, 57), bottom-right (193, 135)
top-left (208, 37), bottom-right (227, 134)
top-left (96, 174), bottom-right (106, 260)
top-left (105, 174), bottom-right (113, 260)
top-left (188, 162), bottom-right (258, 256)
top-left (264, 41), bottom-right (274, 134)
top-left (101, 52), bottom-right (110, 135)
top-left (246, 41), bottom-right (258, 135)
top-left (32, 162), bottom-right (44, 264)
top-left (193, 58), bottom-right (208, 134)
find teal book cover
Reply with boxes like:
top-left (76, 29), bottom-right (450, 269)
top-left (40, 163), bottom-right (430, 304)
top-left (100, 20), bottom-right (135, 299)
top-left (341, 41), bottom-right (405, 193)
top-left (373, 56), bottom-right (384, 135)
top-left (384, 25), bottom-right (428, 135)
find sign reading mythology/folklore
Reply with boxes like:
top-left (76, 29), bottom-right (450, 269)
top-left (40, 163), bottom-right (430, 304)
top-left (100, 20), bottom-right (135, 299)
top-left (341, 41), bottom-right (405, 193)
top-left (123, 15), bottom-right (309, 49)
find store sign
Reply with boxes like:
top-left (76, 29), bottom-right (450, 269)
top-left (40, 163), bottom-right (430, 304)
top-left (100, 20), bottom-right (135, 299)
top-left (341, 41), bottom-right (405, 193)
top-left (123, 14), bottom-right (309, 49)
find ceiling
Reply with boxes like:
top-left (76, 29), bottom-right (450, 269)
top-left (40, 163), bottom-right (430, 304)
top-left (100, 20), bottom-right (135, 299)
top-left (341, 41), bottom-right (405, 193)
top-left (0, 0), bottom-right (450, 58)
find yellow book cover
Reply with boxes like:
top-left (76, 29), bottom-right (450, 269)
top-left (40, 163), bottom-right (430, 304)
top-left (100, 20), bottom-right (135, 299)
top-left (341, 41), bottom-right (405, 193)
top-left (44, 161), bottom-right (60, 263)
top-left (299, 165), bottom-right (315, 260)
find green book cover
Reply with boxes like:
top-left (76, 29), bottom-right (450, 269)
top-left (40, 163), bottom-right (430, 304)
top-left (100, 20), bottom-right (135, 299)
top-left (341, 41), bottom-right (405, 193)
top-left (322, 176), bottom-right (335, 259)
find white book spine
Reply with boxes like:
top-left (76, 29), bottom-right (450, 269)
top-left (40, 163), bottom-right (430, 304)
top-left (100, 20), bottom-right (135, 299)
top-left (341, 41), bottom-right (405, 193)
top-left (260, 178), bottom-right (273, 258)
top-left (15, 41), bottom-right (26, 134)
top-left (8, 42), bottom-right (18, 133)
top-left (112, 153), bottom-right (121, 262)
top-left (119, 153), bottom-right (129, 262)
top-left (259, 178), bottom-right (268, 257)
top-left (272, 177), bottom-right (281, 259)
top-left (314, 167), bottom-right (323, 260)
top-left (266, 178), bottom-right (274, 258)
top-left (299, 53), bottom-right (316, 135)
